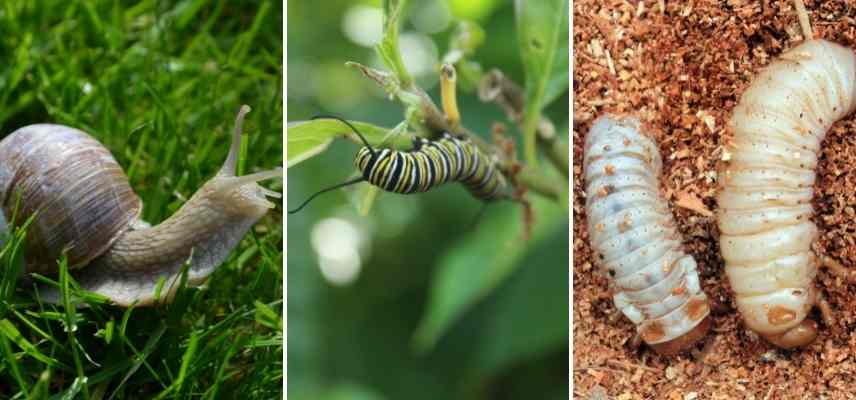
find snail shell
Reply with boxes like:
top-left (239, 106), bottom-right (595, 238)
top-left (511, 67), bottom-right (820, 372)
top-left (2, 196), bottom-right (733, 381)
top-left (0, 124), bottom-right (142, 275)
top-left (0, 106), bottom-right (282, 306)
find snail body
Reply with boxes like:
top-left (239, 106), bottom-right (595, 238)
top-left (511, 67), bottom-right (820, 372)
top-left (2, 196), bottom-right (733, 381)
top-left (584, 115), bottom-right (711, 355)
top-left (0, 105), bottom-right (282, 306)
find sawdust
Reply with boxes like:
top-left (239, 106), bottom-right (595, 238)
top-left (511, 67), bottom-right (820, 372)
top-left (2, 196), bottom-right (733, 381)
top-left (573, 1), bottom-right (856, 398)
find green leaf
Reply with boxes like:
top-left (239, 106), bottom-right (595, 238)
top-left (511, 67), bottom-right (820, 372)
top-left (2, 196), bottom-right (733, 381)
top-left (515, 0), bottom-right (569, 166)
top-left (28, 370), bottom-right (50, 400)
top-left (0, 319), bottom-right (60, 368)
top-left (542, 41), bottom-right (569, 108)
top-left (287, 120), bottom-right (406, 168)
top-left (59, 377), bottom-right (87, 400)
top-left (254, 300), bottom-right (283, 330)
top-left (174, 330), bottom-right (200, 396)
top-left (111, 323), bottom-right (167, 400)
top-left (469, 226), bottom-right (569, 375)
top-left (413, 197), bottom-right (566, 352)
top-left (0, 321), bottom-right (29, 395)
top-left (449, 21), bottom-right (485, 57)
top-left (377, 0), bottom-right (413, 88)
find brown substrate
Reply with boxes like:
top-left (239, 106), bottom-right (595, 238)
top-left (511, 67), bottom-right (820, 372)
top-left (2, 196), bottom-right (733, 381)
top-left (573, 1), bottom-right (856, 398)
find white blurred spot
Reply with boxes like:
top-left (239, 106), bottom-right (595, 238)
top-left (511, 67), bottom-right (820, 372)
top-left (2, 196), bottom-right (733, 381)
top-left (167, 60), bottom-right (184, 72)
top-left (399, 32), bottom-right (439, 80)
top-left (312, 62), bottom-right (368, 110)
top-left (82, 82), bottom-right (93, 94)
top-left (342, 6), bottom-right (383, 47)
top-left (410, 1), bottom-right (451, 33)
top-left (310, 218), bottom-right (363, 286)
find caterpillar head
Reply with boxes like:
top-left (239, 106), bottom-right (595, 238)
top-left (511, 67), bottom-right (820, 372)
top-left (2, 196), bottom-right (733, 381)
top-left (762, 320), bottom-right (817, 349)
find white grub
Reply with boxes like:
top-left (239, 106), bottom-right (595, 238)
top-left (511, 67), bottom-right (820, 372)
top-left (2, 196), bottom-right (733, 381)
top-left (584, 115), bottom-right (710, 353)
top-left (717, 38), bottom-right (856, 348)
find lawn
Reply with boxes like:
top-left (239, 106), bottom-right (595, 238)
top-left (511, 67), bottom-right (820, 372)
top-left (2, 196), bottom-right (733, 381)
top-left (0, 1), bottom-right (283, 398)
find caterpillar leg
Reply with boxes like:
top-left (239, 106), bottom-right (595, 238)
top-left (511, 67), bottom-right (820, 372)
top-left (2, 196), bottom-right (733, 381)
top-left (613, 292), bottom-right (644, 325)
top-left (807, 249), bottom-right (856, 336)
top-left (614, 294), bottom-right (658, 352)
top-left (756, 284), bottom-right (821, 349)
top-left (819, 255), bottom-right (856, 284)
top-left (649, 315), bottom-right (712, 356)
top-left (816, 291), bottom-right (835, 328)
top-left (813, 254), bottom-right (855, 330)
top-left (762, 319), bottom-right (817, 349)
top-left (628, 332), bottom-right (642, 350)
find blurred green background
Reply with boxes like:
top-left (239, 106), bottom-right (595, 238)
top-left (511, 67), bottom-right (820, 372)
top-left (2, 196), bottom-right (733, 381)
top-left (0, 1), bottom-right (282, 398)
top-left (287, 1), bottom-right (569, 399)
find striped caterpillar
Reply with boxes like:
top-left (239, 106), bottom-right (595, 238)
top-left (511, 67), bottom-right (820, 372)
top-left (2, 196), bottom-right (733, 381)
top-left (584, 115), bottom-right (711, 355)
top-left (717, 0), bottom-right (856, 348)
top-left (288, 117), bottom-right (507, 214)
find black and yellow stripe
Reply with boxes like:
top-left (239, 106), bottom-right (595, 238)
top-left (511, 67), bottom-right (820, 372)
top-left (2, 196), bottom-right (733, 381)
top-left (354, 133), bottom-right (504, 201)
top-left (288, 118), bottom-right (506, 215)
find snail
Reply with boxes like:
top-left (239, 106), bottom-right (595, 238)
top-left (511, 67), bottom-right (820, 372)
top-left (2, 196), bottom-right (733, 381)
top-left (0, 105), bottom-right (283, 307)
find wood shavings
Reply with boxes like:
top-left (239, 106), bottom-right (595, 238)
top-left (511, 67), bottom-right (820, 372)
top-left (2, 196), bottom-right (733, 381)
top-left (574, 0), bottom-right (856, 397)
top-left (696, 111), bottom-right (716, 133)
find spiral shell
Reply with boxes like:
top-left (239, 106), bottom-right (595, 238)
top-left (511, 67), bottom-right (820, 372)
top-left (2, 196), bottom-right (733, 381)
top-left (584, 115), bottom-right (711, 355)
top-left (717, 39), bottom-right (856, 348)
top-left (0, 124), bottom-right (142, 275)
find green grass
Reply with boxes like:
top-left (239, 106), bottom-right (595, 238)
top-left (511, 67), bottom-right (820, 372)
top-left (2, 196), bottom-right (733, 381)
top-left (0, 1), bottom-right (283, 398)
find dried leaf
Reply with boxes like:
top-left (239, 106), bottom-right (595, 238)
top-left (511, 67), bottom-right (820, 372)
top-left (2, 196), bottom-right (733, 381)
top-left (675, 191), bottom-right (713, 217)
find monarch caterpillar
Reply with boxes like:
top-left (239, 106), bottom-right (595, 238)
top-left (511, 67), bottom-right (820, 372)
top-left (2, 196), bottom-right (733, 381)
top-left (583, 115), bottom-right (711, 355)
top-left (717, 0), bottom-right (856, 348)
top-left (288, 117), bottom-right (507, 214)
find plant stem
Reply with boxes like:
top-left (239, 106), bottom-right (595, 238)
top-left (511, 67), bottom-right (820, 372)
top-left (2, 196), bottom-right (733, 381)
top-left (411, 86), bottom-right (564, 202)
top-left (378, 0), bottom-right (413, 88)
top-left (354, 0), bottom-right (566, 203)
top-left (478, 69), bottom-right (569, 178)
top-left (516, 165), bottom-right (561, 201)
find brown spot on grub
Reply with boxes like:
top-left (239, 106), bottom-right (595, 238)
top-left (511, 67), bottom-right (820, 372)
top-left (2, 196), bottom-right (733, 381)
top-left (617, 213), bottom-right (632, 232)
top-left (768, 306), bottom-right (797, 326)
top-left (604, 164), bottom-right (616, 175)
top-left (641, 321), bottom-right (665, 343)
top-left (687, 298), bottom-right (708, 320)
